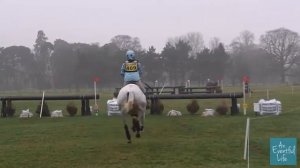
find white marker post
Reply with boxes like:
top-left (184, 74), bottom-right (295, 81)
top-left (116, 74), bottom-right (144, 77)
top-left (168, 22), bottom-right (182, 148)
top-left (94, 80), bottom-right (97, 106)
top-left (159, 82), bottom-right (166, 95)
top-left (39, 91), bottom-right (45, 118)
top-left (185, 80), bottom-right (190, 88)
top-left (249, 85), bottom-right (251, 98)
top-left (94, 79), bottom-right (98, 116)
top-left (221, 80), bottom-right (223, 91)
top-left (93, 77), bottom-right (100, 116)
top-left (243, 117), bottom-right (250, 163)
top-left (243, 81), bottom-right (247, 115)
top-left (154, 80), bottom-right (158, 87)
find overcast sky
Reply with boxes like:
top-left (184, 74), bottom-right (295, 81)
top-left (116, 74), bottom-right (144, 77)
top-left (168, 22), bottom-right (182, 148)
top-left (0, 0), bottom-right (299, 52)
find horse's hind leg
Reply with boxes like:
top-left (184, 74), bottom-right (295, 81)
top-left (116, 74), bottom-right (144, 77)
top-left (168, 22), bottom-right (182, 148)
top-left (138, 109), bottom-right (145, 132)
top-left (132, 117), bottom-right (141, 138)
top-left (124, 124), bottom-right (131, 143)
top-left (131, 119), bottom-right (136, 132)
top-left (122, 114), bottom-right (131, 143)
top-left (140, 125), bottom-right (144, 132)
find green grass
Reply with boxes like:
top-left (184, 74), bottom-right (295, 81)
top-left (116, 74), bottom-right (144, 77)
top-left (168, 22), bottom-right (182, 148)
top-left (0, 85), bottom-right (299, 168)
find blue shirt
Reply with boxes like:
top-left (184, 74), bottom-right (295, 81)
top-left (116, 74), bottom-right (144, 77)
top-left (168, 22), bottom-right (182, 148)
top-left (121, 60), bottom-right (142, 82)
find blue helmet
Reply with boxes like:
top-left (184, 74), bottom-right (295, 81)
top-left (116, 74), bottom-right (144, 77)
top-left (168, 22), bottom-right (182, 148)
top-left (126, 50), bottom-right (135, 61)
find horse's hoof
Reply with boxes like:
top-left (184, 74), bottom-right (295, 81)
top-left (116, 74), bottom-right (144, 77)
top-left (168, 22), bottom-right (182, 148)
top-left (132, 127), bottom-right (136, 132)
top-left (136, 133), bottom-right (141, 138)
top-left (140, 126), bottom-right (144, 132)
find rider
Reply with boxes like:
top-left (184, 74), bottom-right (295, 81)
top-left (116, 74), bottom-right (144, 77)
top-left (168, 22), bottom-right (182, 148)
top-left (120, 50), bottom-right (146, 93)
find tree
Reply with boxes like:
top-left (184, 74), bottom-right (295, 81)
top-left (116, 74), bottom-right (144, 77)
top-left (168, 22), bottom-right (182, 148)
top-left (98, 43), bottom-right (123, 87)
top-left (161, 40), bottom-right (191, 85)
top-left (72, 43), bottom-right (101, 89)
top-left (167, 32), bottom-right (204, 58)
top-left (51, 39), bottom-right (78, 89)
top-left (0, 46), bottom-right (36, 90)
top-left (33, 30), bottom-right (54, 89)
top-left (228, 31), bottom-right (255, 85)
top-left (211, 43), bottom-right (230, 80)
top-left (192, 48), bottom-right (211, 83)
top-left (142, 46), bottom-right (164, 85)
top-left (228, 30), bottom-right (280, 84)
top-left (209, 37), bottom-right (221, 50)
top-left (290, 61), bottom-right (300, 82)
top-left (260, 28), bottom-right (300, 83)
top-left (111, 35), bottom-right (142, 51)
top-left (233, 30), bottom-right (255, 47)
top-left (185, 32), bottom-right (204, 55)
top-left (161, 42), bottom-right (176, 85)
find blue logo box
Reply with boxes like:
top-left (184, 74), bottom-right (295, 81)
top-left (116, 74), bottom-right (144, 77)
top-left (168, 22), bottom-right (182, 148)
top-left (270, 138), bottom-right (297, 165)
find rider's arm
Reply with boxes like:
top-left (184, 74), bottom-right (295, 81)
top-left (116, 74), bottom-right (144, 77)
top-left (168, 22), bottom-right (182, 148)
top-left (120, 63), bottom-right (125, 76)
top-left (137, 62), bottom-right (142, 75)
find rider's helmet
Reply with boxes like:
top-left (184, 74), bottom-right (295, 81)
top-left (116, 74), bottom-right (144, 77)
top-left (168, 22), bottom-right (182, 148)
top-left (126, 50), bottom-right (135, 61)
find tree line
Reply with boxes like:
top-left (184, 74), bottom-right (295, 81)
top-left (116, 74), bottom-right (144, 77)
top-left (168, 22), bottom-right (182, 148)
top-left (0, 28), bottom-right (299, 90)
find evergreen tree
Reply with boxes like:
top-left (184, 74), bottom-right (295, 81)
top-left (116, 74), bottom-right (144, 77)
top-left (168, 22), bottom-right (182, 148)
top-left (33, 30), bottom-right (54, 89)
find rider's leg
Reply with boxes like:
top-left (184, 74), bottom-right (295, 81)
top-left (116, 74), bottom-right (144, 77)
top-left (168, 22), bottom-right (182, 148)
top-left (137, 80), bottom-right (146, 93)
top-left (124, 81), bottom-right (129, 86)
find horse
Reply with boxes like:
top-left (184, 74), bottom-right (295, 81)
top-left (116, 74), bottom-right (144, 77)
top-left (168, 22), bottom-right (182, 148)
top-left (117, 84), bottom-right (147, 143)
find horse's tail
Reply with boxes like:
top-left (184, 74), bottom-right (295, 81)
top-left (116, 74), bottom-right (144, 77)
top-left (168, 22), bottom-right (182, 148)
top-left (123, 91), bottom-right (134, 113)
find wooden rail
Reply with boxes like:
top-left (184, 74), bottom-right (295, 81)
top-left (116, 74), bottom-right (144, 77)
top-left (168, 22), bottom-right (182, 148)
top-left (0, 94), bottom-right (100, 117)
top-left (147, 93), bottom-right (243, 115)
top-left (116, 85), bottom-right (222, 95)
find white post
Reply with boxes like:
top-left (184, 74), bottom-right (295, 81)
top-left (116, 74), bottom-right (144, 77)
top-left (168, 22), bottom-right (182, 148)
top-left (249, 85), bottom-right (251, 98)
top-left (94, 81), bottom-right (97, 106)
top-left (243, 117), bottom-right (250, 160)
top-left (243, 82), bottom-right (247, 115)
top-left (221, 80), bottom-right (223, 91)
top-left (159, 82), bottom-right (166, 95)
top-left (267, 89), bottom-right (269, 100)
top-left (155, 80), bottom-right (158, 87)
top-left (247, 118), bottom-right (250, 168)
top-left (94, 81), bottom-right (99, 116)
top-left (291, 85), bottom-right (294, 95)
top-left (39, 91), bottom-right (45, 118)
top-left (186, 80), bottom-right (190, 88)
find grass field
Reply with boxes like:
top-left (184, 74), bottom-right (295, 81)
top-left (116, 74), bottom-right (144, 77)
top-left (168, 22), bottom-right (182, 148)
top-left (0, 85), bottom-right (299, 168)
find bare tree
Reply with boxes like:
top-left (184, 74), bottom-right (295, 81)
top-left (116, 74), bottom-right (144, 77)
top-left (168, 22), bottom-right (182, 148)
top-left (111, 35), bottom-right (142, 51)
top-left (239, 30), bottom-right (255, 46)
top-left (167, 32), bottom-right (204, 58)
top-left (260, 28), bottom-right (300, 83)
top-left (231, 30), bottom-right (255, 51)
top-left (228, 30), bottom-right (279, 84)
top-left (184, 32), bottom-right (204, 57)
top-left (209, 37), bottom-right (220, 50)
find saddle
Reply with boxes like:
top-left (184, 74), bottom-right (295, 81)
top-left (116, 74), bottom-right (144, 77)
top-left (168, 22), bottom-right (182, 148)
top-left (125, 81), bottom-right (146, 95)
top-left (126, 81), bottom-right (139, 85)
